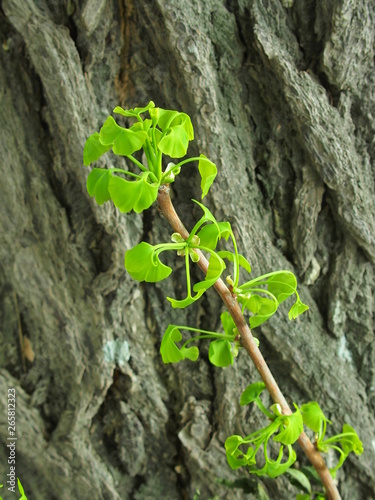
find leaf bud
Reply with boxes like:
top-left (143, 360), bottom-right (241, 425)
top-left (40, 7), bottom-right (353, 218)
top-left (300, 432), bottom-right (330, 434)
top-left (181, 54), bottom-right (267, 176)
top-left (226, 275), bottom-right (234, 286)
top-left (190, 235), bottom-right (200, 246)
top-left (189, 249), bottom-right (200, 262)
top-left (171, 233), bottom-right (185, 243)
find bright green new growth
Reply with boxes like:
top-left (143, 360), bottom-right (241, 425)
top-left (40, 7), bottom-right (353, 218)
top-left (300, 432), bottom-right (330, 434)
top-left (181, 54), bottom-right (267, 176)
top-left (84, 103), bottom-right (363, 498)
top-left (160, 312), bottom-right (243, 368)
top-left (84, 101), bottom-right (217, 207)
top-left (226, 388), bottom-right (363, 493)
top-left (84, 102), bottom-right (307, 327)
top-left (301, 402), bottom-right (364, 478)
top-left (225, 382), bottom-right (302, 477)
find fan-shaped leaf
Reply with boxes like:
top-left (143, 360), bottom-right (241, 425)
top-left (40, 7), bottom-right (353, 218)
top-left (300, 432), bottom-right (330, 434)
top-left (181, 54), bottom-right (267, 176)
top-left (108, 172), bottom-right (158, 213)
top-left (180, 344), bottom-right (200, 362)
top-left (99, 116), bottom-right (148, 156)
top-left (150, 108), bottom-right (194, 139)
top-left (225, 435), bottom-right (255, 470)
top-left (267, 272), bottom-right (297, 303)
top-left (241, 295), bottom-right (278, 329)
top-left (113, 101), bottom-right (155, 117)
top-left (300, 401), bottom-right (328, 434)
top-left (160, 325), bottom-right (199, 364)
top-left (209, 339), bottom-right (233, 367)
top-left (197, 222), bottom-right (231, 250)
top-left (198, 154), bottom-right (217, 199)
top-left (160, 325), bottom-right (184, 363)
top-left (125, 242), bottom-right (172, 283)
top-left (288, 299), bottom-right (309, 320)
top-left (149, 108), bottom-right (177, 129)
top-left (86, 168), bottom-right (112, 205)
top-left (240, 382), bottom-right (266, 406)
top-left (84, 133), bottom-right (112, 166)
top-left (158, 124), bottom-right (190, 158)
top-left (341, 424), bottom-right (363, 455)
top-left (273, 405), bottom-right (303, 445)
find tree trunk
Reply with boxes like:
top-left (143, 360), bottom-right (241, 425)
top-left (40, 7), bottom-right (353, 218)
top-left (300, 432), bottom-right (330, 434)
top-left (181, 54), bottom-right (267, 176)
top-left (1, 1), bottom-right (374, 499)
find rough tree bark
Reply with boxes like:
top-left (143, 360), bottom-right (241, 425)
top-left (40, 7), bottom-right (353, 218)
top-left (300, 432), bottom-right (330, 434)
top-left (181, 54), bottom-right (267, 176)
top-left (0, 1), bottom-right (374, 499)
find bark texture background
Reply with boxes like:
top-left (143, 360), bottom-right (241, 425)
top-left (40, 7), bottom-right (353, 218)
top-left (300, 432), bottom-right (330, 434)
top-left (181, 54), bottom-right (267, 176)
top-left (0, 0), bottom-right (374, 499)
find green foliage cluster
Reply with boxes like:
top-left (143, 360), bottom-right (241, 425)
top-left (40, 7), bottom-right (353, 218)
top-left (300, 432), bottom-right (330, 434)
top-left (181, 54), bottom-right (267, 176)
top-left (84, 103), bottom-right (363, 498)
top-left (84, 101), bottom-right (217, 212)
top-left (225, 383), bottom-right (363, 497)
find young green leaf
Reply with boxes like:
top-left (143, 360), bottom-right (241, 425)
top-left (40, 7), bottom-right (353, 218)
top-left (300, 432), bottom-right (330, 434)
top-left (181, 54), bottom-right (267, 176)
top-left (113, 101), bottom-right (155, 117)
top-left (149, 108), bottom-right (177, 129)
top-left (220, 311), bottom-right (236, 337)
top-left (86, 168), bottom-right (112, 205)
top-left (160, 325), bottom-right (199, 363)
top-left (131, 120), bottom-right (152, 134)
top-left (180, 344), bottom-right (200, 361)
top-left (300, 465), bottom-right (321, 484)
top-left (108, 172), bottom-right (158, 213)
top-left (192, 199), bottom-right (219, 224)
top-left (158, 124), bottom-right (190, 158)
top-left (196, 222), bottom-right (232, 250)
top-left (17, 478), bottom-right (27, 499)
top-left (225, 435), bottom-right (256, 470)
top-left (267, 272), bottom-right (297, 304)
top-left (193, 252), bottom-right (226, 292)
top-left (174, 112), bottom-right (194, 140)
top-left (288, 299), bottom-right (309, 320)
top-left (125, 242), bottom-right (172, 282)
top-left (99, 116), bottom-right (148, 156)
top-left (324, 425), bottom-right (363, 477)
top-left (286, 468), bottom-right (311, 494)
top-left (150, 108), bottom-right (194, 140)
top-left (208, 339), bottom-right (233, 367)
top-left (240, 295), bottom-right (278, 329)
top-left (341, 424), bottom-right (363, 455)
top-left (300, 401), bottom-right (329, 437)
top-left (240, 382), bottom-right (266, 407)
top-left (160, 325), bottom-right (184, 363)
top-left (217, 251), bottom-right (252, 274)
top-left (198, 154), bottom-right (217, 199)
top-left (273, 405), bottom-right (303, 445)
top-left (249, 445), bottom-right (297, 479)
top-left (167, 289), bottom-right (205, 309)
top-left (83, 133), bottom-right (112, 166)
top-left (191, 199), bottom-right (221, 239)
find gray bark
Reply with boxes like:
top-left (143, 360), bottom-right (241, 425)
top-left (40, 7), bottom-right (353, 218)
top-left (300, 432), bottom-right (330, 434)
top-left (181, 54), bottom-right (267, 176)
top-left (0, 0), bottom-right (374, 499)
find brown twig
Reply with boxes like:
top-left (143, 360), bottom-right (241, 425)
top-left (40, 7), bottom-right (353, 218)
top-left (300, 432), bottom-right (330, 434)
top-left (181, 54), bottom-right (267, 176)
top-left (157, 184), bottom-right (341, 500)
